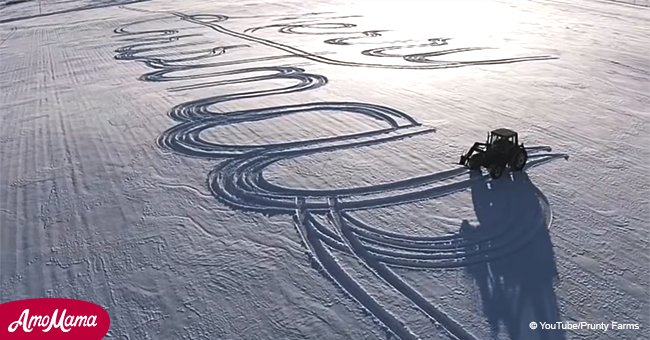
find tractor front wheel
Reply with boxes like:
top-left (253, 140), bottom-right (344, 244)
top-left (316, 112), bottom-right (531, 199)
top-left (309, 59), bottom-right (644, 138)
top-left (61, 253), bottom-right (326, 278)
top-left (489, 163), bottom-right (505, 179)
top-left (511, 148), bottom-right (528, 171)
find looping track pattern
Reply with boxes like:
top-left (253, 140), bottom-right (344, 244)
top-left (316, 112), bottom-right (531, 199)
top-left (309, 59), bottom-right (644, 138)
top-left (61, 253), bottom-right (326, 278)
top-left (242, 18), bottom-right (556, 67)
top-left (114, 8), bottom-right (566, 340)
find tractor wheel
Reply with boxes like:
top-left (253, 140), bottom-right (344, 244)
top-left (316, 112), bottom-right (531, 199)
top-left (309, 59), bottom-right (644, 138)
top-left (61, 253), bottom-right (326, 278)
top-left (489, 163), bottom-right (505, 179)
top-left (511, 148), bottom-right (528, 171)
top-left (468, 154), bottom-right (483, 170)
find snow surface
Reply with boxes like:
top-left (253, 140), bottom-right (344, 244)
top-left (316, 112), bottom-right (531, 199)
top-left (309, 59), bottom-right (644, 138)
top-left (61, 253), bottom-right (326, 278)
top-left (0, 0), bottom-right (648, 339)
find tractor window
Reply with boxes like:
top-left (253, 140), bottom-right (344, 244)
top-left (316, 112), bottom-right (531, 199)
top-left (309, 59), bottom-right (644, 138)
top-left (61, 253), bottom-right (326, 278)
top-left (492, 135), bottom-right (512, 148)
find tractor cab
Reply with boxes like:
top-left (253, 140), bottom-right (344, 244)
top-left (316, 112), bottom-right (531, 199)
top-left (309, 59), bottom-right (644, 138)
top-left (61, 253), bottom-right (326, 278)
top-left (488, 128), bottom-right (518, 148)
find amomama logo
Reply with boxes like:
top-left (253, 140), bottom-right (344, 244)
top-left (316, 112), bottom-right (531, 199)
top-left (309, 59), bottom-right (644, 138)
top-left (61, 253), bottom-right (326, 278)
top-left (0, 298), bottom-right (110, 339)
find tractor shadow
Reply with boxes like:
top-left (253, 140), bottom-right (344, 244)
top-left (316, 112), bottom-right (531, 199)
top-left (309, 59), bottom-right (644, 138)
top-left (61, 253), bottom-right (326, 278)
top-left (462, 170), bottom-right (565, 340)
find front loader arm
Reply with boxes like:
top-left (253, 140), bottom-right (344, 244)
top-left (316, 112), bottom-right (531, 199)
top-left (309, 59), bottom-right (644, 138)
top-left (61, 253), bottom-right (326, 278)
top-left (459, 142), bottom-right (487, 166)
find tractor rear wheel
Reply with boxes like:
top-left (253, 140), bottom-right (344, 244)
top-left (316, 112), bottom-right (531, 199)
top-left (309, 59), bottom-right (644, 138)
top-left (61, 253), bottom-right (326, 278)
top-left (489, 163), bottom-right (505, 179)
top-left (511, 148), bottom-right (528, 171)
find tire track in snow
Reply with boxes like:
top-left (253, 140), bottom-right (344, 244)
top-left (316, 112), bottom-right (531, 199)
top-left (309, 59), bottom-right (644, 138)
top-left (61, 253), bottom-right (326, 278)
top-left (0, 0), bottom-right (149, 24)
top-left (294, 202), bottom-right (420, 340)
top-left (329, 200), bottom-right (477, 340)
top-left (113, 9), bottom-right (566, 340)
top-left (0, 27), bottom-right (18, 47)
top-left (323, 30), bottom-right (396, 45)
top-left (238, 19), bottom-right (556, 68)
top-left (337, 161), bottom-right (557, 269)
top-left (179, 14), bottom-right (555, 70)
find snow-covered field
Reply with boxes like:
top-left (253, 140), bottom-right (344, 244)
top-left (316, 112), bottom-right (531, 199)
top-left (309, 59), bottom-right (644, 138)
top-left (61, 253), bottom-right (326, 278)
top-left (1, 0), bottom-right (648, 339)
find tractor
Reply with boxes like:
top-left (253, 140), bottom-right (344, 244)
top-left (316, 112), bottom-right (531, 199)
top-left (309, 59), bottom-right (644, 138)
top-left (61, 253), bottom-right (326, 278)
top-left (459, 128), bottom-right (528, 179)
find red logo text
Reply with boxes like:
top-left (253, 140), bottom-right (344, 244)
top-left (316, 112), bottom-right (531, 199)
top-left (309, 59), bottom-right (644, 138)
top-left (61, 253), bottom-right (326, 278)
top-left (0, 298), bottom-right (110, 339)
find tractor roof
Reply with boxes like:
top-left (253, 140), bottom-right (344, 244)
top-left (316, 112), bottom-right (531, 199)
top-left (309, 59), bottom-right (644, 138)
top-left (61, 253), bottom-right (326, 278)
top-left (491, 128), bottom-right (517, 138)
